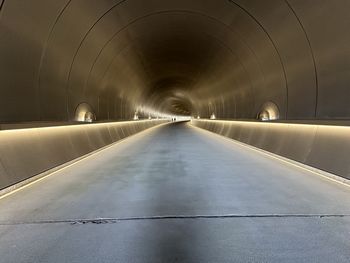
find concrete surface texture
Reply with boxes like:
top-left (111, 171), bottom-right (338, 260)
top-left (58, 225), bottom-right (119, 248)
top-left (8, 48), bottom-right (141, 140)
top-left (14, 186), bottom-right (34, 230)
top-left (0, 122), bottom-right (349, 263)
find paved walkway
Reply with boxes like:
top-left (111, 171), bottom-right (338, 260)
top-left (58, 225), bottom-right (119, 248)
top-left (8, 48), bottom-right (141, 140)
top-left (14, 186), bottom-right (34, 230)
top-left (0, 122), bottom-right (349, 262)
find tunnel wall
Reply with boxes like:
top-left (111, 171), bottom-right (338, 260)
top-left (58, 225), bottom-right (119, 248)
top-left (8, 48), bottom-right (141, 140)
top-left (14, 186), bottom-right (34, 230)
top-left (191, 119), bottom-right (350, 180)
top-left (1, 0), bottom-right (350, 121)
top-left (0, 120), bottom-right (167, 191)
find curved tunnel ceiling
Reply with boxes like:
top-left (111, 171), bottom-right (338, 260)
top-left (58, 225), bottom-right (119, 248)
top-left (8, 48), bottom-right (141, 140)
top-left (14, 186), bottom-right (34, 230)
top-left (0, 0), bottom-right (349, 122)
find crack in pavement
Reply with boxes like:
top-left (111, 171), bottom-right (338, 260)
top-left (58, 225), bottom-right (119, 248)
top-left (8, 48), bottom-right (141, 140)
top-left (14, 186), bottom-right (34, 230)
top-left (0, 214), bottom-right (349, 226)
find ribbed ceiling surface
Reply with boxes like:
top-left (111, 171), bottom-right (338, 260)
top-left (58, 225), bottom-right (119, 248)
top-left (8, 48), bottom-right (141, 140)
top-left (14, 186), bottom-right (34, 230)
top-left (0, 0), bottom-right (349, 122)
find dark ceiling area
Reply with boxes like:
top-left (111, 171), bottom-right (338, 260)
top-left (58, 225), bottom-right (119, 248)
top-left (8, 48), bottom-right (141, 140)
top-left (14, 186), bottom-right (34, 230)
top-left (0, 0), bottom-right (350, 122)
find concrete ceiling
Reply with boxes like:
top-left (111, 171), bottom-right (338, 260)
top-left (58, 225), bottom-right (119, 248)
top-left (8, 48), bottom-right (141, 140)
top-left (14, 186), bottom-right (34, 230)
top-left (0, 0), bottom-right (349, 122)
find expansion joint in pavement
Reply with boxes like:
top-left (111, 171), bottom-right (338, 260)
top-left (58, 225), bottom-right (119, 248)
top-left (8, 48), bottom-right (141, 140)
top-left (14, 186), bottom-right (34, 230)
top-left (0, 214), bottom-right (349, 226)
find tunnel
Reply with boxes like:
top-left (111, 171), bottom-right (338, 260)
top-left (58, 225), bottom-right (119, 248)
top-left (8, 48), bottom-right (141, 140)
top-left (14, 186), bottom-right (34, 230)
top-left (3, 0), bottom-right (348, 122)
top-left (1, 1), bottom-right (350, 262)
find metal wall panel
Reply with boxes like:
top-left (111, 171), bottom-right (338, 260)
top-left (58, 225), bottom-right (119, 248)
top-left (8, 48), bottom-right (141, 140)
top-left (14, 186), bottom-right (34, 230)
top-left (0, 120), bottom-right (167, 190)
top-left (0, 0), bottom-right (348, 121)
top-left (191, 119), bottom-right (350, 180)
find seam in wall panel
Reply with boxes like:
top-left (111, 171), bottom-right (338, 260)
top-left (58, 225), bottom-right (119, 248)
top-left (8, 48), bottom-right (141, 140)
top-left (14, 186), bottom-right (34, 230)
top-left (65, 0), bottom-right (128, 119)
top-left (228, 0), bottom-right (289, 119)
top-left (284, 0), bottom-right (319, 118)
top-left (36, 0), bottom-right (72, 121)
top-left (0, 0), bottom-right (5, 13)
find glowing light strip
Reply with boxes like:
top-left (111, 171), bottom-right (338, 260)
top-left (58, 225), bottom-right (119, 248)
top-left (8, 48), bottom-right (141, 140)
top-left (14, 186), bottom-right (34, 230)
top-left (193, 118), bottom-right (350, 130)
top-left (0, 122), bottom-right (170, 200)
top-left (0, 119), bottom-right (167, 133)
top-left (189, 123), bottom-right (350, 189)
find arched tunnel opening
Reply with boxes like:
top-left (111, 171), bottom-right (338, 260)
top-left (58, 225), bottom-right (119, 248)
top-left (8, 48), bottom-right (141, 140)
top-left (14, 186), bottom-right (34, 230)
top-left (2, 0), bottom-right (340, 123)
top-left (1, 1), bottom-right (350, 262)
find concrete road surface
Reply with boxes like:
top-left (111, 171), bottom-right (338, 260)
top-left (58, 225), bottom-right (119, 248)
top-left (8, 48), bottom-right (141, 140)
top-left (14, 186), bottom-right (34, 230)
top-left (0, 122), bottom-right (349, 262)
